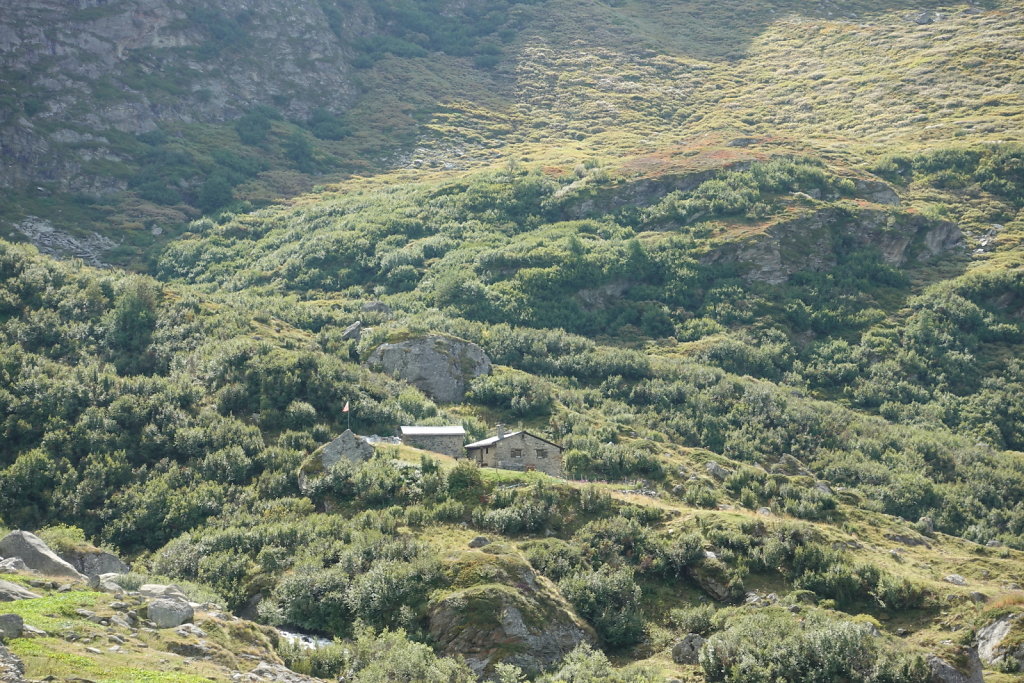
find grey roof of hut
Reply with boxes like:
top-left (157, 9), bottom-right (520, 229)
top-left (400, 426), bottom-right (466, 436)
top-left (465, 431), bottom-right (562, 450)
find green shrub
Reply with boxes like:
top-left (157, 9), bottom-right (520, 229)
top-left (700, 609), bottom-right (927, 682)
top-left (669, 603), bottom-right (716, 636)
top-left (559, 566), bottom-right (645, 648)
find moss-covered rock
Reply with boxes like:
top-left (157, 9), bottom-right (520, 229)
top-left (428, 549), bottom-right (595, 676)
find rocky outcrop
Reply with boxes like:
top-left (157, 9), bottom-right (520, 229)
top-left (688, 558), bottom-right (742, 603)
top-left (977, 613), bottom-right (1024, 670)
top-left (701, 207), bottom-right (962, 285)
top-left (0, 0), bottom-right (372, 193)
top-left (366, 334), bottom-right (492, 403)
top-left (0, 644), bottom-right (24, 683)
top-left (0, 532), bottom-right (85, 581)
top-left (428, 550), bottom-right (595, 676)
top-left (853, 179), bottom-right (901, 206)
top-left (0, 581), bottom-right (38, 603)
top-left (12, 217), bottom-right (119, 267)
top-left (672, 633), bottom-right (705, 664)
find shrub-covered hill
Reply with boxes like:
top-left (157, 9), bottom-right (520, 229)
top-left (1, 180), bottom-right (1024, 679)
top-left (1, 0), bottom-right (1024, 680)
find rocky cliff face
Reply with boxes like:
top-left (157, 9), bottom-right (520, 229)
top-left (702, 206), bottom-right (963, 285)
top-left (0, 0), bottom-right (370, 192)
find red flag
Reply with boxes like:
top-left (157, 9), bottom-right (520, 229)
top-left (342, 401), bottom-right (350, 413)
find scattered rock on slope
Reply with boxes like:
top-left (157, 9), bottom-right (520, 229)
top-left (0, 532), bottom-right (85, 581)
top-left (366, 334), bottom-right (491, 403)
top-left (0, 582), bottom-right (38, 603)
top-left (0, 560), bottom-right (30, 575)
top-left (428, 550), bottom-right (595, 676)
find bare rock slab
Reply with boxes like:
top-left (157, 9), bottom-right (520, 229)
top-left (0, 531), bottom-right (86, 581)
top-left (0, 581), bottom-right (40, 603)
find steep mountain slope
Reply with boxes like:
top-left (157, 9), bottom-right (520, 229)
top-left (1, 1), bottom-right (1024, 682)
top-left (2, 0), bottom-right (1021, 266)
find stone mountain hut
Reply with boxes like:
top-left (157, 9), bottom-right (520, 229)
top-left (400, 425), bottom-right (466, 457)
top-left (465, 427), bottom-right (563, 477)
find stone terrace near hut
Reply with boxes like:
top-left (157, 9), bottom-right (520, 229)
top-left (400, 425), bottom-right (466, 457)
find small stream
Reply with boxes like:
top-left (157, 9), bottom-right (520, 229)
top-left (277, 628), bottom-right (334, 650)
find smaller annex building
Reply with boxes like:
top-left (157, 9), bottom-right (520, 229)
top-left (400, 425), bottom-right (466, 457)
top-left (465, 428), bottom-right (563, 477)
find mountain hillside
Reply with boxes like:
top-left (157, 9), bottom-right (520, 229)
top-left (0, 1), bottom-right (1023, 682)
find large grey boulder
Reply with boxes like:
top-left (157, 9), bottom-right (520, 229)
top-left (705, 462), bottom-right (731, 481)
top-left (672, 633), bottom-right (705, 664)
top-left (688, 559), bottom-right (741, 603)
top-left (0, 581), bottom-right (39, 603)
top-left (366, 334), bottom-right (492, 403)
top-left (0, 532), bottom-right (85, 581)
top-left (341, 321), bottom-right (362, 341)
top-left (146, 598), bottom-right (194, 629)
top-left (298, 429), bottom-right (377, 492)
top-left (0, 615), bottom-right (23, 641)
top-left (319, 430), bottom-right (374, 469)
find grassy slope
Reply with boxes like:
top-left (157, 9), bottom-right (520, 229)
top-left (0, 574), bottom-right (291, 683)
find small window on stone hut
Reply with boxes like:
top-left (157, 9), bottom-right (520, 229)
top-left (536, 449), bottom-right (547, 458)
top-left (511, 448), bottom-right (523, 458)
